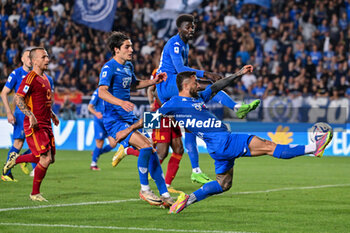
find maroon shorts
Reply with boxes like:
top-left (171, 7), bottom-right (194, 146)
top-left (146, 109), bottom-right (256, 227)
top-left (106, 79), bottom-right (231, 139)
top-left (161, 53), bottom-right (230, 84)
top-left (152, 116), bottom-right (182, 144)
top-left (25, 126), bottom-right (55, 157)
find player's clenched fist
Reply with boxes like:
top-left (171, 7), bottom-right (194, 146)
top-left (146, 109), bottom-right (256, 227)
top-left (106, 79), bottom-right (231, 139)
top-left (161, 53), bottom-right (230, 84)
top-left (240, 65), bottom-right (253, 75)
top-left (153, 72), bottom-right (167, 84)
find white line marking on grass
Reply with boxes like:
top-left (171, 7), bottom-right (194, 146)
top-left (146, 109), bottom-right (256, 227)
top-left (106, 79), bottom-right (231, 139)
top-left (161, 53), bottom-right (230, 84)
top-left (0, 223), bottom-right (253, 233)
top-left (231, 183), bottom-right (350, 195)
top-left (0, 198), bottom-right (139, 212)
top-left (1, 184), bottom-right (349, 213)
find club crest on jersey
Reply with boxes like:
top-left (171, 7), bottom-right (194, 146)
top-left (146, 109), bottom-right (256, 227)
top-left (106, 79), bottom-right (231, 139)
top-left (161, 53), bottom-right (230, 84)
top-left (122, 77), bottom-right (132, 88)
top-left (192, 102), bottom-right (206, 111)
top-left (23, 85), bottom-right (29, 93)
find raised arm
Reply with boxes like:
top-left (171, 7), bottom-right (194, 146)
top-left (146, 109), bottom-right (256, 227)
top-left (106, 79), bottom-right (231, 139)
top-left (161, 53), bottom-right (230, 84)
top-left (131, 72), bottom-right (167, 90)
top-left (210, 65), bottom-right (253, 97)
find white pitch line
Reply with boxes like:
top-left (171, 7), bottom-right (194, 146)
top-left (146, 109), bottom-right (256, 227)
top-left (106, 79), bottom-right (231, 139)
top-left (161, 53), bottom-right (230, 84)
top-left (0, 183), bottom-right (349, 213)
top-left (0, 223), bottom-right (253, 233)
top-left (0, 198), bottom-right (139, 212)
top-left (231, 183), bottom-right (350, 195)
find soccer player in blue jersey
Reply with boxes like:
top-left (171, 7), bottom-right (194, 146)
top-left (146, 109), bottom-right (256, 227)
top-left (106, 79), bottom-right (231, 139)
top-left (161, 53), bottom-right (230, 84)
top-left (1, 50), bottom-right (35, 181)
top-left (156, 14), bottom-right (260, 184)
top-left (88, 88), bottom-right (140, 170)
top-left (98, 32), bottom-right (174, 207)
top-left (88, 88), bottom-right (117, 170)
top-left (115, 67), bottom-right (333, 214)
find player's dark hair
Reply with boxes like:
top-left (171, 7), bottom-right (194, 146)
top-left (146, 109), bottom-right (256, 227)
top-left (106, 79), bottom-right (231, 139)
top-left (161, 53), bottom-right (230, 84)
top-left (176, 14), bottom-right (194, 28)
top-left (108, 31), bottom-right (130, 55)
top-left (29, 47), bottom-right (46, 61)
top-left (176, 71), bottom-right (196, 92)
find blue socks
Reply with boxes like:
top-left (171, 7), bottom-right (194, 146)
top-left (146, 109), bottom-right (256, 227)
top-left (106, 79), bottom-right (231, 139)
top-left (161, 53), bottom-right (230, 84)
top-left (138, 147), bottom-right (153, 185)
top-left (91, 145), bottom-right (113, 164)
top-left (101, 145), bottom-right (113, 154)
top-left (92, 147), bottom-right (103, 163)
top-left (212, 90), bottom-right (237, 109)
top-left (273, 144), bottom-right (305, 159)
top-left (185, 132), bottom-right (199, 169)
top-left (149, 152), bottom-right (168, 195)
top-left (5, 146), bottom-right (20, 175)
top-left (193, 180), bottom-right (223, 202)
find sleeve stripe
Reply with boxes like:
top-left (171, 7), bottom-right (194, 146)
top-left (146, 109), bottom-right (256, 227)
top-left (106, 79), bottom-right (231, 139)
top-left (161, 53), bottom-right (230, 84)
top-left (16, 93), bottom-right (25, 97)
top-left (26, 72), bottom-right (36, 85)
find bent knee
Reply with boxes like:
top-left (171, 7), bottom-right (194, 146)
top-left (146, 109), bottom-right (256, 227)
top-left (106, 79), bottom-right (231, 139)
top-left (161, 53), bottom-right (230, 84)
top-left (173, 145), bottom-right (184, 155)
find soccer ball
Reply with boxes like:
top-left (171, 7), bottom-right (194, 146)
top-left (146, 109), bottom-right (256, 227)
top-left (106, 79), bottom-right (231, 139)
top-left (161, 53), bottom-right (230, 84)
top-left (309, 122), bottom-right (333, 143)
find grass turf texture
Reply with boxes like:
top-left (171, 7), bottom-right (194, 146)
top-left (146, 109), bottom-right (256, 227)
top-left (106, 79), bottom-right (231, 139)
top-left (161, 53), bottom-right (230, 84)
top-left (0, 149), bottom-right (349, 233)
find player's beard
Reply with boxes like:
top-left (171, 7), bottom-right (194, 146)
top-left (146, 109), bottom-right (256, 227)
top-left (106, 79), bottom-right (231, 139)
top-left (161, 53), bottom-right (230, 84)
top-left (189, 88), bottom-right (199, 98)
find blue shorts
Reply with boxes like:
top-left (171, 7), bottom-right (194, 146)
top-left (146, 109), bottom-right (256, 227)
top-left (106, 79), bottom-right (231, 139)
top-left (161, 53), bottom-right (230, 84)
top-left (156, 73), bottom-right (178, 104)
top-left (13, 111), bottom-right (25, 140)
top-left (103, 115), bottom-right (147, 148)
top-left (210, 133), bottom-right (254, 174)
top-left (94, 117), bottom-right (108, 140)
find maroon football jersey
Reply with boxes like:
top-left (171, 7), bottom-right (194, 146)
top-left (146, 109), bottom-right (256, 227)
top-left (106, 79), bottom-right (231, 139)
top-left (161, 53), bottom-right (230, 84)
top-left (17, 71), bottom-right (52, 129)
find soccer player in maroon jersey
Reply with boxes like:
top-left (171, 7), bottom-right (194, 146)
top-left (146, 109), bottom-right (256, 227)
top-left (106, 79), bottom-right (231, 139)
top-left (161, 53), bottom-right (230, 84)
top-left (2, 47), bottom-right (59, 202)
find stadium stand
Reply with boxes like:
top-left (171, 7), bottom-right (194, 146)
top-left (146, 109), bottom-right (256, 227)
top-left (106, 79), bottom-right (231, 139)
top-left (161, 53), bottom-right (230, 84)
top-left (0, 0), bottom-right (350, 112)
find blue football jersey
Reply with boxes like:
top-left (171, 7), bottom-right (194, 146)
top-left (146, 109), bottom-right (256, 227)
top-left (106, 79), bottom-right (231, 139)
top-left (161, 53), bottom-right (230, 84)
top-left (158, 86), bottom-right (230, 154)
top-left (156, 34), bottom-right (205, 103)
top-left (5, 67), bottom-right (30, 113)
top-left (89, 88), bottom-right (104, 113)
top-left (98, 59), bottom-right (137, 121)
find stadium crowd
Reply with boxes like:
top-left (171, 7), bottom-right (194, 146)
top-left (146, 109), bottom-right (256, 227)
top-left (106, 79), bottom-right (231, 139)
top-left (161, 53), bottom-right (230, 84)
top-left (1, 0), bottom-right (350, 100)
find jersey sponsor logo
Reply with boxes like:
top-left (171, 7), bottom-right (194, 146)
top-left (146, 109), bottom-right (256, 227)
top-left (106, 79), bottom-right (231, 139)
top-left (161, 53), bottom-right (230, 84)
top-left (174, 46), bottom-right (179, 54)
top-left (7, 76), bottom-right (12, 82)
top-left (23, 85), bottom-right (30, 93)
top-left (122, 77), bottom-right (132, 88)
top-left (102, 71), bottom-right (107, 77)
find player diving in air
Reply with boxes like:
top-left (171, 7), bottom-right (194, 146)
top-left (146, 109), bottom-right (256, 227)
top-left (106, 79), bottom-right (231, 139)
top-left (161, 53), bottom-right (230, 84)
top-left (114, 66), bottom-right (333, 214)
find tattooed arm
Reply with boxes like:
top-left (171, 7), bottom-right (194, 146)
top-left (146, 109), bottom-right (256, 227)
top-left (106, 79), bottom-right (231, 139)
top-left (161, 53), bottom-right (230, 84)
top-left (15, 94), bottom-right (38, 128)
top-left (210, 65), bottom-right (253, 97)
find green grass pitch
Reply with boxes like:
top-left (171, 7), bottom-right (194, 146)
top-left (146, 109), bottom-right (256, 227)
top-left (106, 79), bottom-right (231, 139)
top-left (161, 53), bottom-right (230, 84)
top-left (0, 149), bottom-right (349, 233)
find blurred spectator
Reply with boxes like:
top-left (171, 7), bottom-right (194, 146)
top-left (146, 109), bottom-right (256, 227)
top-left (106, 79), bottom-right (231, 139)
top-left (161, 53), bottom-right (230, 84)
top-left (0, 0), bottom-right (349, 104)
top-left (59, 95), bottom-right (77, 120)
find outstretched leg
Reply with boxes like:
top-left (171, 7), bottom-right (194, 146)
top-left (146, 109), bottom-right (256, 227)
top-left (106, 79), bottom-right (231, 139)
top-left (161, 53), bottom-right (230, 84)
top-left (185, 132), bottom-right (212, 184)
